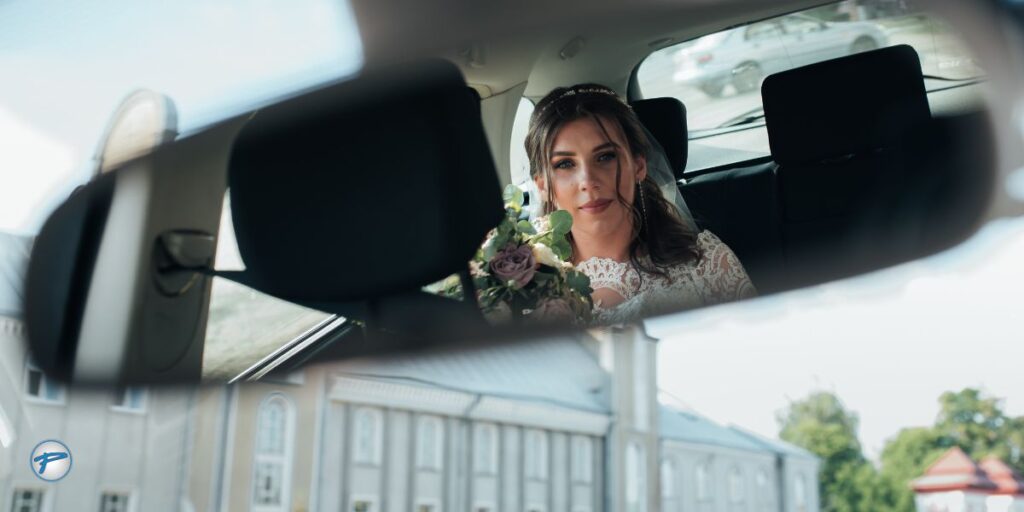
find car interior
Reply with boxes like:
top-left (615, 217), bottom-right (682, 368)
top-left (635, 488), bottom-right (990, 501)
top-left (14, 0), bottom-right (1011, 388)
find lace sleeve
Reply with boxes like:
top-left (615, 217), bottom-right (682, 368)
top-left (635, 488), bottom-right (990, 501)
top-left (693, 230), bottom-right (757, 304)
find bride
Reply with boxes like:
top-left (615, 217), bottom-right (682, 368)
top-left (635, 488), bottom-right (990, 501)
top-left (526, 84), bottom-right (757, 324)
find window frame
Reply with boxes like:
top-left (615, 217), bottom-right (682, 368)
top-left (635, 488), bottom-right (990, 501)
top-left (728, 466), bottom-right (745, 503)
top-left (22, 362), bottom-right (65, 405)
top-left (110, 386), bottom-right (147, 414)
top-left (97, 489), bottom-right (135, 512)
top-left (571, 435), bottom-right (593, 484)
top-left (661, 458), bottom-right (676, 499)
top-left (695, 460), bottom-right (712, 502)
top-left (250, 393), bottom-right (295, 512)
top-left (473, 422), bottom-right (498, 475)
top-left (524, 429), bottom-right (549, 480)
top-left (416, 415), bottom-right (444, 471)
top-left (352, 406), bottom-right (384, 466)
top-left (7, 486), bottom-right (49, 512)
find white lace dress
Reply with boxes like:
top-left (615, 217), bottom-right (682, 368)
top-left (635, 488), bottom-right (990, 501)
top-left (576, 230), bottom-right (757, 324)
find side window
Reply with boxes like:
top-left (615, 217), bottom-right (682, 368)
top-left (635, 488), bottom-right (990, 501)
top-left (509, 97), bottom-right (535, 186)
top-left (745, 21), bottom-right (783, 41)
top-left (782, 16), bottom-right (824, 34)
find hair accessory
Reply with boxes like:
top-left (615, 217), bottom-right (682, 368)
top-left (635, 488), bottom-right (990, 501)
top-left (540, 86), bottom-right (634, 114)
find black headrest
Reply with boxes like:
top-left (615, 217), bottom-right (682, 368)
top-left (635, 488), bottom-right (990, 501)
top-left (228, 60), bottom-right (503, 302)
top-left (632, 97), bottom-right (688, 180)
top-left (762, 45), bottom-right (931, 165)
top-left (25, 174), bottom-right (116, 380)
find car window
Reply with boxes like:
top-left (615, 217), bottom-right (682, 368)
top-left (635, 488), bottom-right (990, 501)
top-left (746, 21), bottom-right (783, 40)
top-left (509, 97), bottom-right (535, 187)
top-left (636, 0), bottom-right (985, 171)
top-left (782, 16), bottom-right (824, 34)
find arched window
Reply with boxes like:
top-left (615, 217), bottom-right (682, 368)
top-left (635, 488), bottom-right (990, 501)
top-left (524, 429), bottom-right (548, 479)
top-left (661, 458), bottom-right (676, 499)
top-left (696, 461), bottom-right (711, 502)
top-left (474, 423), bottom-right (498, 474)
top-left (728, 467), bottom-right (745, 503)
top-left (252, 394), bottom-right (294, 512)
top-left (353, 407), bottom-right (383, 465)
top-left (625, 441), bottom-right (647, 512)
top-left (416, 415), bottom-right (443, 470)
top-left (795, 474), bottom-right (808, 512)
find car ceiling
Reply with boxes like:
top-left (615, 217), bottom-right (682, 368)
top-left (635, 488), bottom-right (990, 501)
top-left (348, 0), bottom-right (835, 98)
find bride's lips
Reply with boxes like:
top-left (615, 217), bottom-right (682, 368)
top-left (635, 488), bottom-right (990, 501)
top-left (579, 198), bottom-right (612, 214)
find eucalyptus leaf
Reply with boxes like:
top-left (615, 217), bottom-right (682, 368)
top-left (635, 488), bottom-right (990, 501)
top-left (516, 220), bottom-right (537, 235)
top-left (552, 239), bottom-right (572, 260)
top-left (549, 210), bottom-right (573, 235)
top-left (503, 184), bottom-right (525, 208)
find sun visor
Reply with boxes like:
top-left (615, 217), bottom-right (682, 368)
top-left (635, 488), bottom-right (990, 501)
top-left (225, 59), bottom-right (503, 302)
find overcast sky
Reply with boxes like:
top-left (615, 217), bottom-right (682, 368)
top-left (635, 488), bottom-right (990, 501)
top-left (649, 214), bottom-right (1024, 461)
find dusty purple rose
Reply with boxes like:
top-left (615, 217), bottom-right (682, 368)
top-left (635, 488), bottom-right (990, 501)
top-left (490, 245), bottom-right (536, 288)
top-left (529, 298), bottom-right (575, 324)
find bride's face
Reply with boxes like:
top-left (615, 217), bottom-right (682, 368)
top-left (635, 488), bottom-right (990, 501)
top-left (535, 115), bottom-right (647, 240)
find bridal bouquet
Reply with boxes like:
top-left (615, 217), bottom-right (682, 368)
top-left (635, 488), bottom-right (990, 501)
top-left (432, 185), bottom-right (594, 326)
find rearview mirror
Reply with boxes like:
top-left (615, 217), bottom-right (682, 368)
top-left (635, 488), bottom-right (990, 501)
top-left (15, 43), bottom-right (1006, 387)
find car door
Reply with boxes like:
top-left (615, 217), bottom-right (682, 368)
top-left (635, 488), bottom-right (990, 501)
top-left (781, 15), bottom-right (844, 67)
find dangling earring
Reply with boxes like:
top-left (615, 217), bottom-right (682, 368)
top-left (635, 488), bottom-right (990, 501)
top-left (637, 180), bottom-right (649, 233)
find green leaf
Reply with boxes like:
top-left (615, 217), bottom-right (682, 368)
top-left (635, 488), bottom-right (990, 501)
top-left (567, 271), bottom-right (592, 294)
top-left (549, 210), bottom-right (573, 235)
top-left (516, 220), bottom-right (537, 235)
top-left (551, 239), bottom-right (572, 261)
top-left (503, 184), bottom-right (525, 208)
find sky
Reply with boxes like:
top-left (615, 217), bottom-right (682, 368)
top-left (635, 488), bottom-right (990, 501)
top-left (649, 211), bottom-right (1024, 461)
top-left (0, 0), bottom-right (362, 235)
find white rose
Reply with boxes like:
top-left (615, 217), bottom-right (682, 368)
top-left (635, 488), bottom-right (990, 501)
top-left (532, 243), bottom-right (562, 268)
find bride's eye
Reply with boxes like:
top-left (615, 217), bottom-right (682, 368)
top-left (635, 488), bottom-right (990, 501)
top-left (596, 151), bottom-right (617, 163)
top-left (553, 159), bottom-right (575, 170)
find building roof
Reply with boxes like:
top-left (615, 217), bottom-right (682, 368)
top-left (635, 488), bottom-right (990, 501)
top-left (0, 233), bottom-right (31, 318)
top-left (659, 405), bottom-right (773, 455)
top-left (332, 337), bottom-right (611, 414)
top-left (979, 456), bottom-right (1024, 496)
top-left (728, 425), bottom-right (820, 461)
top-left (912, 446), bottom-right (998, 494)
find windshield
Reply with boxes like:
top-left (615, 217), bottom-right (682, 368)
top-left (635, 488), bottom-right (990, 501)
top-left (637, 0), bottom-right (984, 134)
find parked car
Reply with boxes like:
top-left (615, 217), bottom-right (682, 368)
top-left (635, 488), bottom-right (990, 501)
top-left (673, 13), bottom-right (889, 96)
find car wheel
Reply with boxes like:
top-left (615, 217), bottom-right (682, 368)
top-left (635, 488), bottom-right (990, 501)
top-left (701, 83), bottom-right (725, 98)
top-left (850, 37), bottom-right (878, 54)
top-left (732, 62), bottom-right (762, 94)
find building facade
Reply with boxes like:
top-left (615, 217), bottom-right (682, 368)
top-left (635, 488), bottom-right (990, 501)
top-left (1, 232), bottom-right (820, 512)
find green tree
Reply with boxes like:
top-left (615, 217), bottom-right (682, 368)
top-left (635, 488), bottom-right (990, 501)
top-left (778, 391), bottom-right (884, 512)
top-left (934, 388), bottom-right (1024, 473)
top-left (878, 427), bottom-right (948, 512)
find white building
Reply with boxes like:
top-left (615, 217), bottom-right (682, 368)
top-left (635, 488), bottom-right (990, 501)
top-left (1, 230), bottom-right (820, 512)
top-left (913, 447), bottom-right (1024, 512)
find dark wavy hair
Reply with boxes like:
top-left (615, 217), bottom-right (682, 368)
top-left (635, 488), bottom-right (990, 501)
top-left (525, 83), bottom-right (701, 281)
